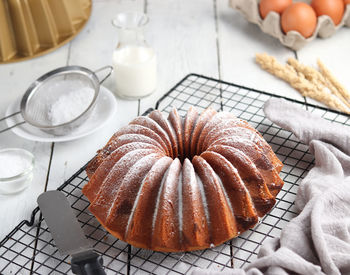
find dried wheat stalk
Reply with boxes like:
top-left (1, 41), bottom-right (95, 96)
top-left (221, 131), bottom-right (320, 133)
top-left (287, 57), bottom-right (350, 108)
top-left (255, 53), bottom-right (350, 114)
top-left (287, 58), bottom-right (326, 87)
top-left (317, 59), bottom-right (350, 105)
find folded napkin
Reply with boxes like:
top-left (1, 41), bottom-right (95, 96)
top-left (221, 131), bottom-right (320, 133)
top-left (192, 98), bottom-right (350, 275)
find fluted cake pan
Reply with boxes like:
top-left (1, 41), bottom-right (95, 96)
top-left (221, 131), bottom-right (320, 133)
top-left (229, 0), bottom-right (350, 50)
top-left (0, 0), bottom-right (91, 64)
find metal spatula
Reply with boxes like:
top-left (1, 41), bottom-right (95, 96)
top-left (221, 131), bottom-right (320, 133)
top-left (37, 190), bottom-right (106, 275)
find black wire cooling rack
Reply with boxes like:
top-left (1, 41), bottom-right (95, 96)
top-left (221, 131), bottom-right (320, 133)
top-left (1, 74), bottom-right (349, 275)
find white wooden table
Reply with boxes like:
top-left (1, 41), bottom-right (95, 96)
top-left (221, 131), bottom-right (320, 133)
top-left (1, 0), bottom-right (349, 245)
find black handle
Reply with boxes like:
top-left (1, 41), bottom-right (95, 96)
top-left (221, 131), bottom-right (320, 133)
top-left (71, 250), bottom-right (106, 275)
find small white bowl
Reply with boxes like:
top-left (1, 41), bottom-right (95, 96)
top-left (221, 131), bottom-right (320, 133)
top-left (0, 148), bottom-right (35, 195)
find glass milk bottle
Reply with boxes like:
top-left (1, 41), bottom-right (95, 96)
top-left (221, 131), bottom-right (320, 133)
top-left (112, 12), bottom-right (157, 99)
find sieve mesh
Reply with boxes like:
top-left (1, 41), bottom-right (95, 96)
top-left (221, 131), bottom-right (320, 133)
top-left (23, 72), bottom-right (97, 128)
top-left (0, 65), bottom-right (113, 136)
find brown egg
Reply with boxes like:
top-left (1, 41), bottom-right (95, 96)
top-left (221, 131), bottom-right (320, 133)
top-left (281, 3), bottom-right (317, 38)
top-left (259, 0), bottom-right (293, 19)
top-left (311, 0), bottom-right (344, 25)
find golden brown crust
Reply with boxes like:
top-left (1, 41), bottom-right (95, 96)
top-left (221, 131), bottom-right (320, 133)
top-left (152, 159), bottom-right (182, 251)
top-left (84, 107), bottom-right (284, 252)
top-left (181, 159), bottom-right (210, 250)
top-left (192, 156), bottom-right (237, 246)
top-left (125, 157), bottom-right (173, 248)
top-left (200, 151), bottom-right (259, 232)
top-left (191, 107), bottom-right (217, 158)
top-left (149, 110), bottom-right (178, 159)
top-left (183, 107), bottom-right (199, 159)
top-left (168, 108), bottom-right (184, 161)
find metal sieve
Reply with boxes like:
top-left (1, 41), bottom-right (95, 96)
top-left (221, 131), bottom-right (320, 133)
top-left (1, 65), bottom-right (113, 136)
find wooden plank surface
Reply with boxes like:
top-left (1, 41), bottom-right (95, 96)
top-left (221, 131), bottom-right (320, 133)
top-left (216, 1), bottom-right (304, 101)
top-left (47, 0), bottom-right (144, 190)
top-left (139, 0), bottom-right (219, 115)
top-left (0, 44), bottom-right (69, 241)
top-left (297, 27), bottom-right (350, 109)
top-left (0, 0), bottom-right (349, 257)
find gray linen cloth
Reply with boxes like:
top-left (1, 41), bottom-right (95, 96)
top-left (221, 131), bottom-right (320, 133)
top-left (192, 98), bottom-right (350, 275)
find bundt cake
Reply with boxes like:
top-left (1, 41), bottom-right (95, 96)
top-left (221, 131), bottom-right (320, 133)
top-left (82, 106), bottom-right (284, 252)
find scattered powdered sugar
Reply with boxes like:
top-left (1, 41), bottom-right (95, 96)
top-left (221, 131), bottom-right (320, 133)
top-left (178, 170), bottom-right (183, 237)
top-left (196, 174), bottom-right (210, 226)
top-left (0, 152), bottom-right (31, 178)
top-left (47, 87), bottom-right (95, 126)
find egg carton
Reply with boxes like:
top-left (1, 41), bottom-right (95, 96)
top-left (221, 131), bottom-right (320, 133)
top-left (229, 0), bottom-right (350, 50)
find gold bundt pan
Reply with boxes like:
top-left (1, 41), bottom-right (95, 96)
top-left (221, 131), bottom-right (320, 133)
top-left (0, 0), bottom-right (91, 64)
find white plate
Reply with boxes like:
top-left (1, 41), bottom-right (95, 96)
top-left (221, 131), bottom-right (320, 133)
top-left (6, 86), bottom-right (117, 142)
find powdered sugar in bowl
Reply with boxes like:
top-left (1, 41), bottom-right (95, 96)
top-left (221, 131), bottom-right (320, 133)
top-left (0, 148), bottom-right (35, 195)
top-left (16, 65), bottom-right (113, 136)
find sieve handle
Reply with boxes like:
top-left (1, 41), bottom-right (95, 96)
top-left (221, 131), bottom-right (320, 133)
top-left (94, 66), bottom-right (113, 85)
top-left (0, 111), bottom-right (25, 134)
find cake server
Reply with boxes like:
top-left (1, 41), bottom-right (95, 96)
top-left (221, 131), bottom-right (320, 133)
top-left (37, 190), bottom-right (106, 275)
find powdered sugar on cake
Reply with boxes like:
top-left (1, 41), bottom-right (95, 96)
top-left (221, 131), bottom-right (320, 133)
top-left (82, 106), bottom-right (284, 252)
